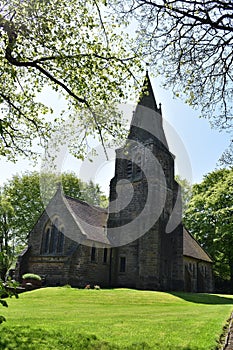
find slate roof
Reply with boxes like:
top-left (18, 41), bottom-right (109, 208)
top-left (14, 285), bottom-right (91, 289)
top-left (64, 195), bottom-right (212, 261)
top-left (64, 195), bottom-right (109, 245)
top-left (183, 228), bottom-right (212, 263)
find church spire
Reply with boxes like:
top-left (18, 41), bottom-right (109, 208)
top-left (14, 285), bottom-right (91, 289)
top-left (129, 72), bottom-right (168, 149)
top-left (138, 71), bottom-right (160, 112)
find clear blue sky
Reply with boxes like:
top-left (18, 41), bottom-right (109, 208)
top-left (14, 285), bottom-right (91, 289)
top-left (0, 77), bottom-right (230, 194)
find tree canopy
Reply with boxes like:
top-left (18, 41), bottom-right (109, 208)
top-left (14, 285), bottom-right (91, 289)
top-left (111, 0), bottom-right (233, 162)
top-left (0, 0), bottom-right (142, 160)
top-left (0, 171), bottom-right (107, 279)
top-left (175, 175), bottom-right (192, 214)
top-left (1, 0), bottom-right (232, 163)
top-left (183, 168), bottom-right (233, 292)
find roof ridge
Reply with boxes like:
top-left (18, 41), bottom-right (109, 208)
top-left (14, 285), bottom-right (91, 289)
top-left (64, 194), bottom-right (108, 212)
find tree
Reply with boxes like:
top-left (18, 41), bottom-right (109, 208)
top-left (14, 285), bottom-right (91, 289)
top-left (0, 193), bottom-right (15, 280)
top-left (183, 168), bottom-right (233, 292)
top-left (111, 0), bottom-right (233, 161)
top-left (0, 0), bottom-right (142, 160)
top-left (175, 175), bottom-right (192, 214)
top-left (0, 171), bottom-right (107, 279)
top-left (80, 180), bottom-right (108, 207)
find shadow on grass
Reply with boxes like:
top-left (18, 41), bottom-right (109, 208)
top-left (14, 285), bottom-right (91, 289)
top-left (170, 292), bottom-right (233, 305)
top-left (0, 326), bottom-right (201, 350)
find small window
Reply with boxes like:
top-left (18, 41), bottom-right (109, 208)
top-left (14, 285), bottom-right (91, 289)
top-left (91, 246), bottom-right (96, 262)
top-left (136, 165), bottom-right (142, 176)
top-left (103, 248), bottom-right (108, 264)
top-left (127, 161), bottom-right (132, 178)
top-left (135, 154), bottom-right (142, 176)
top-left (119, 257), bottom-right (126, 273)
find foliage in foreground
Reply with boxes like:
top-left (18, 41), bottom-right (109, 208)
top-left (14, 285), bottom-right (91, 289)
top-left (0, 278), bottom-right (18, 325)
top-left (0, 0), bottom-right (142, 161)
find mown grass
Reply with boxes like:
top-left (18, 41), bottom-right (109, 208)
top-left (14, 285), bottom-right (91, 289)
top-left (1, 287), bottom-right (233, 349)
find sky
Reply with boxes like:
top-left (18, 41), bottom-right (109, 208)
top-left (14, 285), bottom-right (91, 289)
top-left (0, 76), bottom-right (231, 194)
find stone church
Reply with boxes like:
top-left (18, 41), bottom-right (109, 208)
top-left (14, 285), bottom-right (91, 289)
top-left (15, 74), bottom-right (213, 292)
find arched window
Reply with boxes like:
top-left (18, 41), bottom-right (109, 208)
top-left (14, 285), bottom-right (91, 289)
top-left (44, 227), bottom-right (51, 254)
top-left (49, 218), bottom-right (59, 253)
top-left (57, 226), bottom-right (64, 253)
top-left (41, 217), bottom-right (64, 255)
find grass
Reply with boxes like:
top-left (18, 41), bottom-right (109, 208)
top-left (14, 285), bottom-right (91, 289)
top-left (1, 287), bottom-right (233, 349)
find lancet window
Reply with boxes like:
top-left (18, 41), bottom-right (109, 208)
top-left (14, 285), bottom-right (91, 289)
top-left (41, 216), bottom-right (64, 255)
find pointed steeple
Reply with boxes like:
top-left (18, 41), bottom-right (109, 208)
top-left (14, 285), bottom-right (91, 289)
top-left (138, 71), bottom-right (159, 112)
top-left (129, 72), bottom-right (168, 149)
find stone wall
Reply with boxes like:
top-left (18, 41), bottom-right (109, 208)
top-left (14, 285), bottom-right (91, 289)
top-left (184, 256), bottom-right (213, 292)
top-left (68, 245), bottom-right (110, 287)
top-left (15, 189), bottom-right (111, 287)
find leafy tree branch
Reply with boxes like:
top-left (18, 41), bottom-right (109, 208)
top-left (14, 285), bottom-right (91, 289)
top-left (0, 0), bottom-right (142, 160)
top-left (111, 0), bottom-right (233, 162)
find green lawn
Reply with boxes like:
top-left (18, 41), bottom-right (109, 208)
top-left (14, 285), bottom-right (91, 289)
top-left (1, 287), bottom-right (233, 349)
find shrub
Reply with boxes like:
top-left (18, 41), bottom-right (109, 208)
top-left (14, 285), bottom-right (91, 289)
top-left (0, 279), bottom-right (18, 324)
top-left (22, 273), bottom-right (42, 281)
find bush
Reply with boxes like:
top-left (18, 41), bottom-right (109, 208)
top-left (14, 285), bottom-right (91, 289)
top-left (22, 273), bottom-right (42, 281)
top-left (0, 279), bottom-right (18, 324)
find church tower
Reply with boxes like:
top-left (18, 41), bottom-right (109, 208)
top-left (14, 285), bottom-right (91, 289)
top-left (107, 73), bottom-right (184, 291)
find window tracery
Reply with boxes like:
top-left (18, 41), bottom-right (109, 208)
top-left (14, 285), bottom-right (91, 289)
top-left (41, 216), bottom-right (64, 255)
